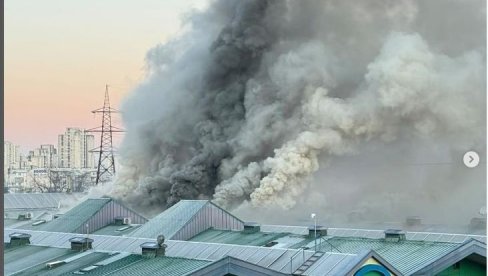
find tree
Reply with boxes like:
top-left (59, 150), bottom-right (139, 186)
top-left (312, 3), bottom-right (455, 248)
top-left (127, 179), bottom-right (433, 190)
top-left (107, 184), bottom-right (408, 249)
top-left (30, 169), bottom-right (70, 193)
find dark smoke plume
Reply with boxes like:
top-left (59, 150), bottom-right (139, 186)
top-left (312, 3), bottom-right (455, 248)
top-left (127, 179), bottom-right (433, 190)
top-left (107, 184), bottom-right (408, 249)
top-left (113, 0), bottom-right (486, 220)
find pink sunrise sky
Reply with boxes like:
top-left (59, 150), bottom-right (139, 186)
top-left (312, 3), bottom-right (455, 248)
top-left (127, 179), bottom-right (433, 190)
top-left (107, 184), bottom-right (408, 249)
top-left (4, 0), bottom-right (208, 152)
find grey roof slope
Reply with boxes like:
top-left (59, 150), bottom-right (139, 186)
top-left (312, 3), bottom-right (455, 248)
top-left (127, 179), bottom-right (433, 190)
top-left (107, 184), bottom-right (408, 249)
top-left (261, 225), bottom-right (487, 243)
top-left (314, 236), bottom-right (485, 275)
top-left (37, 198), bottom-right (112, 233)
top-left (3, 244), bottom-right (209, 276)
top-left (4, 192), bottom-right (84, 210)
top-left (4, 245), bottom-right (77, 275)
top-left (189, 256), bottom-right (289, 276)
top-left (412, 238), bottom-right (486, 275)
top-left (76, 255), bottom-right (210, 276)
top-left (328, 250), bottom-right (403, 276)
top-left (4, 228), bottom-right (332, 274)
top-left (128, 200), bottom-right (207, 239)
top-left (5, 228), bottom-right (486, 276)
top-left (128, 200), bottom-right (243, 240)
top-left (31, 197), bottom-right (148, 234)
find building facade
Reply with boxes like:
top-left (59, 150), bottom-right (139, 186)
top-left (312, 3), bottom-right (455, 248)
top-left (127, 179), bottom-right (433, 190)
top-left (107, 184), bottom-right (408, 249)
top-left (4, 141), bottom-right (22, 172)
top-left (28, 144), bottom-right (57, 169)
top-left (58, 128), bottom-right (96, 169)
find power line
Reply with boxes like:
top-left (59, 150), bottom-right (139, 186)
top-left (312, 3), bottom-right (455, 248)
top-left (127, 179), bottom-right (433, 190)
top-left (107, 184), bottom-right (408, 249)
top-left (86, 85), bottom-right (125, 185)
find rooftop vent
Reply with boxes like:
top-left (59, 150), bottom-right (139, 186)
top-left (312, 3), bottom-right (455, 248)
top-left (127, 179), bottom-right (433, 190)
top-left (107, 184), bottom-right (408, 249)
top-left (264, 241), bottom-right (278, 247)
top-left (9, 232), bottom-right (31, 247)
top-left (69, 237), bottom-right (93, 252)
top-left (243, 222), bottom-right (261, 234)
top-left (18, 212), bottom-right (33, 220)
top-left (384, 229), bottom-right (406, 242)
top-left (46, 261), bottom-right (65, 269)
top-left (114, 217), bottom-right (131, 226)
top-left (405, 216), bottom-right (422, 227)
top-left (140, 235), bottom-right (167, 257)
top-left (32, 220), bottom-right (47, 226)
top-left (308, 226), bottom-right (327, 238)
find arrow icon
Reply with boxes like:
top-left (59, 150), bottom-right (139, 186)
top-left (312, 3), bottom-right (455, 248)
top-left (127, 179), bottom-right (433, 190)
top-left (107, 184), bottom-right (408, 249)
top-left (463, 151), bottom-right (479, 168)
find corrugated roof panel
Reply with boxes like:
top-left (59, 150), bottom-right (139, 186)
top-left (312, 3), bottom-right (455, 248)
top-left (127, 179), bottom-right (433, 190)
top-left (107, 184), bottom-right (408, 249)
top-left (207, 244), bottom-right (234, 260)
top-left (186, 242), bottom-right (212, 258)
top-left (4, 193), bottom-right (83, 210)
top-left (167, 241), bottom-right (191, 257)
top-left (7, 228), bottom-right (485, 275)
top-left (94, 252), bottom-right (131, 266)
top-left (189, 228), bottom-right (287, 246)
top-left (4, 246), bottom-right (75, 275)
top-left (246, 247), bottom-right (273, 264)
top-left (231, 246), bottom-right (261, 261)
top-left (305, 253), bottom-right (344, 275)
top-left (37, 198), bottom-right (111, 233)
top-left (128, 200), bottom-right (208, 239)
top-left (38, 252), bottom-right (110, 275)
top-left (319, 237), bottom-right (461, 275)
top-left (256, 249), bottom-right (287, 268)
top-left (268, 250), bottom-right (294, 272)
top-left (82, 255), bottom-right (210, 276)
top-left (224, 246), bottom-right (249, 260)
top-left (195, 243), bottom-right (224, 259)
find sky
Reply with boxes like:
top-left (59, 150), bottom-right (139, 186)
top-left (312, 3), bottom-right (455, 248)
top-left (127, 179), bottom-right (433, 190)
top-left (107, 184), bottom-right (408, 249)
top-left (4, 0), bottom-right (208, 152)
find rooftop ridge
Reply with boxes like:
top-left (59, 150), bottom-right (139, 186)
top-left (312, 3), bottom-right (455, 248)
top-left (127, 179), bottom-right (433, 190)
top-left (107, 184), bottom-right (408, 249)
top-left (260, 224), bottom-right (486, 243)
top-left (4, 227), bottom-right (356, 254)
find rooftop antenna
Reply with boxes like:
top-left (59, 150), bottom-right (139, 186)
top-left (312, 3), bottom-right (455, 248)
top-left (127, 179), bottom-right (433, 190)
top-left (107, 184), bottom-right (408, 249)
top-left (87, 85), bottom-right (124, 185)
top-left (311, 213), bottom-right (317, 252)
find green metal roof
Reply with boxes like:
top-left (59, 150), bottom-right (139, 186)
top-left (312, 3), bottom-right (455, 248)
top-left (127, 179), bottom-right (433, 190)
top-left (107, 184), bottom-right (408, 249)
top-left (18, 252), bottom-right (111, 276)
top-left (4, 244), bottom-right (208, 276)
top-left (80, 255), bottom-right (210, 276)
top-left (91, 224), bottom-right (141, 236)
top-left (190, 228), bottom-right (287, 246)
top-left (4, 245), bottom-right (79, 275)
top-left (128, 200), bottom-right (208, 239)
top-left (37, 198), bottom-right (111, 233)
top-left (319, 237), bottom-right (461, 275)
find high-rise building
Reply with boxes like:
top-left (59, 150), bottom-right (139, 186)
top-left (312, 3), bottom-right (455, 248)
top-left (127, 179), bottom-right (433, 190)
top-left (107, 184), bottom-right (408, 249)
top-left (28, 144), bottom-right (58, 168)
top-left (4, 141), bottom-right (21, 172)
top-left (57, 128), bottom-right (96, 169)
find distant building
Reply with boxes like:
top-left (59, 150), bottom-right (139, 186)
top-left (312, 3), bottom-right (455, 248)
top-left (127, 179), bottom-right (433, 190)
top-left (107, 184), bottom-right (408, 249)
top-left (57, 128), bottom-right (96, 169)
top-left (5, 169), bottom-right (28, 193)
top-left (28, 144), bottom-right (57, 169)
top-left (4, 141), bottom-right (22, 173)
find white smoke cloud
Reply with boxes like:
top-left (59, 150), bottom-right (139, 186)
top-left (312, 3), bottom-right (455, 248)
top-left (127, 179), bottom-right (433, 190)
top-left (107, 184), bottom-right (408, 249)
top-left (227, 32), bottom-right (485, 209)
top-left (112, 0), bottom-right (486, 224)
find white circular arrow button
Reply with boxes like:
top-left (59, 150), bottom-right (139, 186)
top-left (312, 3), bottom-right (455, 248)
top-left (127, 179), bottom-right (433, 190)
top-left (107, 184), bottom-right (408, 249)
top-left (463, 151), bottom-right (480, 168)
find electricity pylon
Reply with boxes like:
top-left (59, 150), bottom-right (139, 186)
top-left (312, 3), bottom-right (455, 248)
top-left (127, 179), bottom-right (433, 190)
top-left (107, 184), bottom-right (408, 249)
top-left (87, 85), bottom-right (124, 185)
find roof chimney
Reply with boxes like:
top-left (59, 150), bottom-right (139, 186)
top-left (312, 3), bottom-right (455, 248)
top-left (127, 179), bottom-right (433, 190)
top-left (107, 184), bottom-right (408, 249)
top-left (384, 229), bottom-right (406, 242)
top-left (243, 222), bottom-right (261, 234)
top-left (17, 212), bottom-right (33, 220)
top-left (9, 232), bottom-right (31, 247)
top-left (308, 226), bottom-right (327, 238)
top-left (69, 237), bottom-right (93, 252)
top-left (140, 235), bottom-right (167, 257)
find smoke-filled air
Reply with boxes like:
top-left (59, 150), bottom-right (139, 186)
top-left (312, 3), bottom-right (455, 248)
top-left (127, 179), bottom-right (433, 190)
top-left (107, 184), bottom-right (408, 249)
top-left (112, 0), bottom-right (486, 226)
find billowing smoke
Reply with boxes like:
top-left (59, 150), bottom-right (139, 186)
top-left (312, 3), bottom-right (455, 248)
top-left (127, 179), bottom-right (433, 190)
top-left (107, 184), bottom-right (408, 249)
top-left (113, 0), bottom-right (486, 221)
